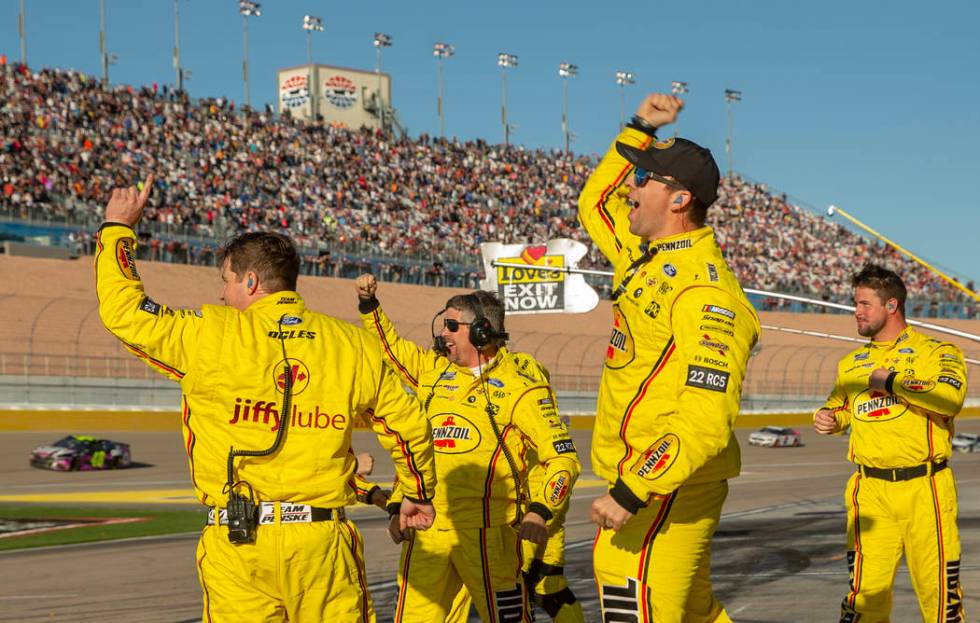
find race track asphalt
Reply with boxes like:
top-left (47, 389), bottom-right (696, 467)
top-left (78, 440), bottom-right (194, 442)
top-left (2, 422), bottom-right (979, 622)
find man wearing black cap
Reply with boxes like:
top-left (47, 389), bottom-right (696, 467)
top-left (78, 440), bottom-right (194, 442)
top-left (577, 93), bottom-right (761, 622)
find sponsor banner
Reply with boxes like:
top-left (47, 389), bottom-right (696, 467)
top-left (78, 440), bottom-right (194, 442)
top-left (280, 73), bottom-right (310, 109)
top-left (480, 239), bottom-right (599, 314)
top-left (324, 75), bottom-right (358, 108)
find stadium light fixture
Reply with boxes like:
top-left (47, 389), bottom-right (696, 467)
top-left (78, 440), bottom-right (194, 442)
top-left (303, 16), bottom-right (324, 122)
top-left (173, 0), bottom-right (184, 91)
top-left (497, 53), bottom-right (518, 147)
top-left (19, 0), bottom-right (26, 65)
top-left (559, 63), bottom-right (578, 154)
top-left (724, 89), bottom-right (743, 178)
top-left (615, 71), bottom-right (635, 130)
top-left (433, 42), bottom-right (455, 138)
top-left (239, 1), bottom-right (261, 109)
top-left (99, 0), bottom-right (109, 87)
top-left (374, 33), bottom-right (392, 132)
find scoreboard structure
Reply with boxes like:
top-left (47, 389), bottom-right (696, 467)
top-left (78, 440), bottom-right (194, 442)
top-left (277, 63), bottom-right (391, 129)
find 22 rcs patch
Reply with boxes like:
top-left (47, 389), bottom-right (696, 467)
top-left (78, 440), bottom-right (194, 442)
top-left (685, 365), bottom-right (729, 393)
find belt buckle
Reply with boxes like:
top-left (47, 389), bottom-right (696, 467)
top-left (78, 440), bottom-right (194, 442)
top-left (890, 468), bottom-right (900, 482)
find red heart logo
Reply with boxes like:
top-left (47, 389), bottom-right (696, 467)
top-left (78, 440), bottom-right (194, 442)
top-left (520, 245), bottom-right (547, 265)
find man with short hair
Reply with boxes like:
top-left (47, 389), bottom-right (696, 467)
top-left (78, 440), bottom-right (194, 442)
top-left (355, 274), bottom-right (581, 622)
top-left (814, 264), bottom-right (967, 622)
top-left (577, 93), bottom-right (760, 622)
top-left (95, 176), bottom-right (437, 622)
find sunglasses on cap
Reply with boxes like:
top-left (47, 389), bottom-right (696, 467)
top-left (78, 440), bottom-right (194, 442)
top-left (443, 318), bottom-right (471, 332)
top-left (633, 166), bottom-right (687, 191)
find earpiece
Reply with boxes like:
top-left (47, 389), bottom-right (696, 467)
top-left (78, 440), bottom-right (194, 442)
top-left (887, 302), bottom-right (895, 311)
top-left (247, 277), bottom-right (254, 288)
top-left (673, 195), bottom-right (685, 205)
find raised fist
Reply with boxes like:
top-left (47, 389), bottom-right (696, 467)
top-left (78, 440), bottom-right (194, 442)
top-left (635, 94), bottom-right (684, 129)
top-left (355, 274), bottom-right (378, 301)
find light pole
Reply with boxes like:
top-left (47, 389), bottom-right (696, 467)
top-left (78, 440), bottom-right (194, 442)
top-left (497, 52), bottom-right (517, 148)
top-left (303, 15), bottom-right (323, 121)
top-left (433, 42), bottom-right (454, 138)
top-left (99, 0), bottom-right (108, 86)
top-left (615, 71), bottom-right (635, 130)
top-left (373, 32), bottom-right (392, 132)
top-left (670, 80), bottom-right (688, 136)
top-left (558, 63), bottom-right (578, 154)
top-left (18, 0), bottom-right (26, 65)
top-left (239, 0), bottom-right (261, 109)
top-left (173, 0), bottom-right (183, 91)
top-left (724, 89), bottom-right (742, 178)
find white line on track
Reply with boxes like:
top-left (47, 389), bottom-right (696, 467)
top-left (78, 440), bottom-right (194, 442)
top-left (0, 594), bottom-right (80, 600)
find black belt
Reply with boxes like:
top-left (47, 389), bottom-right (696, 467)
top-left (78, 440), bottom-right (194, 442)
top-left (858, 459), bottom-right (948, 482)
top-left (207, 502), bottom-right (345, 526)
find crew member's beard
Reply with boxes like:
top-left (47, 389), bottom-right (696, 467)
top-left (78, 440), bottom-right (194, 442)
top-left (857, 317), bottom-right (886, 339)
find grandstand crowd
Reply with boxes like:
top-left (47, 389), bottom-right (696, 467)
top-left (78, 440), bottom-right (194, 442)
top-left (1, 63), bottom-right (976, 316)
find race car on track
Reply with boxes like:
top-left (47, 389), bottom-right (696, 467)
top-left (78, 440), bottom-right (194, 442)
top-left (30, 435), bottom-right (132, 471)
top-left (952, 433), bottom-right (980, 453)
top-left (747, 426), bottom-right (802, 448)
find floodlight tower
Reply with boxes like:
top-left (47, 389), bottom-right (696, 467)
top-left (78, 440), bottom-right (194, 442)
top-left (303, 15), bottom-right (324, 120)
top-left (615, 71), bottom-right (635, 130)
top-left (724, 89), bottom-right (743, 178)
top-left (239, 1), bottom-right (261, 108)
top-left (497, 52), bottom-right (518, 147)
top-left (374, 32), bottom-right (392, 132)
top-left (670, 80), bottom-right (688, 135)
top-left (559, 63), bottom-right (578, 154)
top-left (433, 42), bottom-right (454, 138)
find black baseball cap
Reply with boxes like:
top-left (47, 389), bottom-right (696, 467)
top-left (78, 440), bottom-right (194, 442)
top-left (616, 137), bottom-right (720, 207)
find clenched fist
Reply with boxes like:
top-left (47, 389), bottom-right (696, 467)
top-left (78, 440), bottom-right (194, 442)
top-left (356, 273), bottom-right (378, 301)
top-left (635, 94), bottom-right (684, 129)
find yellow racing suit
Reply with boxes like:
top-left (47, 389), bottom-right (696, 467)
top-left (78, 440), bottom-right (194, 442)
top-left (359, 299), bottom-right (581, 622)
top-left (578, 127), bottom-right (760, 623)
top-left (817, 326), bottom-right (967, 622)
top-left (95, 224), bottom-right (436, 623)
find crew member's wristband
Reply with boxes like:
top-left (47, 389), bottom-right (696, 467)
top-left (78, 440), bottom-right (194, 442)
top-left (386, 501), bottom-right (401, 518)
top-left (884, 371), bottom-right (898, 394)
top-left (526, 502), bottom-right (553, 522)
top-left (358, 296), bottom-right (380, 314)
top-left (626, 115), bottom-right (658, 138)
top-left (610, 478), bottom-right (646, 514)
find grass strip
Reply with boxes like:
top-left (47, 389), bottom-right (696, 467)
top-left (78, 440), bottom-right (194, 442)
top-left (0, 504), bottom-right (206, 551)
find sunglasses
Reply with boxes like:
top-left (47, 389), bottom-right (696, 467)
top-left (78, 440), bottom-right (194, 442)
top-left (443, 318), bottom-right (472, 332)
top-left (633, 166), bottom-right (687, 191)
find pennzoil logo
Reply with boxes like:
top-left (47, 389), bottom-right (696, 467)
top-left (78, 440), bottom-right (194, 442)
top-left (854, 389), bottom-right (906, 422)
top-left (901, 378), bottom-right (935, 392)
top-left (116, 239), bottom-right (140, 280)
top-left (431, 413), bottom-right (481, 453)
top-left (546, 470), bottom-right (571, 505)
top-left (605, 306), bottom-right (635, 370)
top-left (633, 434), bottom-right (679, 480)
top-left (496, 247), bottom-right (566, 313)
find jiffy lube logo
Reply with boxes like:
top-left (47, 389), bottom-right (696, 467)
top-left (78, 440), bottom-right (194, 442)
top-left (605, 306), bottom-right (635, 369)
top-left (430, 413), bottom-right (481, 453)
top-left (270, 359), bottom-right (311, 396)
top-left (324, 75), bottom-right (357, 108)
top-left (853, 389), bottom-right (907, 422)
top-left (495, 245), bottom-right (566, 313)
top-left (280, 75), bottom-right (309, 109)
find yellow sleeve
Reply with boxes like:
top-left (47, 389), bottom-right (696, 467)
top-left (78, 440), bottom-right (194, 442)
top-left (618, 288), bottom-right (757, 499)
top-left (358, 337), bottom-right (437, 503)
top-left (816, 359), bottom-right (852, 433)
top-left (576, 128), bottom-right (652, 265)
top-left (512, 385), bottom-right (580, 522)
top-left (350, 473), bottom-right (381, 505)
top-left (359, 299), bottom-right (443, 391)
top-left (94, 224), bottom-right (203, 382)
top-left (892, 342), bottom-right (967, 418)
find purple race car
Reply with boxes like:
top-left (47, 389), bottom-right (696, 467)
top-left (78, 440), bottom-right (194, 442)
top-left (30, 435), bottom-right (132, 471)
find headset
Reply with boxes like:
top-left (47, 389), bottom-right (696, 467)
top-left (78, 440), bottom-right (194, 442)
top-left (465, 293), bottom-right (509, 350)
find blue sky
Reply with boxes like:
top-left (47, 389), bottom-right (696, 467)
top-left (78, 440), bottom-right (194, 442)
top-left (3, 1), bottom-right (979, 284)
